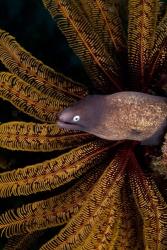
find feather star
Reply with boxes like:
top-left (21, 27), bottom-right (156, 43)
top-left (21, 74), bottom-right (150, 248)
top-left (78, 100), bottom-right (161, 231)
top-left (0, 0), bottom-right (166, 249)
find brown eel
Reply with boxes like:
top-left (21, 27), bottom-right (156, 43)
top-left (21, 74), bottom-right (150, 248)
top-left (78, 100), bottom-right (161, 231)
top-left (57, 92), bottom-right (167, 145)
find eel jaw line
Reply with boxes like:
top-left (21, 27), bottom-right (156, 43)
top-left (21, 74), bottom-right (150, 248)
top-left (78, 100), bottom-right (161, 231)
top-left (57, 117), bottom-right (83, 131)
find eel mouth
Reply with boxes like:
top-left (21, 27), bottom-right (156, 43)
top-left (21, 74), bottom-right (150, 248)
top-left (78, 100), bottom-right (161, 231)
top-left (57, 119), bottom-right (82, 131)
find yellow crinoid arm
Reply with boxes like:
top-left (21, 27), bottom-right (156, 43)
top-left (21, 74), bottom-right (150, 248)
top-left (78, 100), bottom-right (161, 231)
top-left (0, 163), bottom-right (104, 237)
top-left (76, 0), bottom-right (126, 54)
top-left (42, 0), bottom-right (122, 93)
top-left (128, 0), bottom-right (159, 89)
top-left (39, 149), bottom-right (130, 250)
top-left (0, 72), bottom-right (72, 123)
top-left (3, 231), bottom-right (44, 250)
top-left (129, 152), bottom-right (167, 249)
top-left (77, 152), bottom-right (143, 250)
top-left (0, 140), bottom-right (111, 197)
top-left (98, 182), bottom-right (144, 250)
top-left (149, 12), bottom-right (167, 80)
top-left (0, 122), bottom-right (92, 152)
top-left (0, 29), bottom-right (88, 99)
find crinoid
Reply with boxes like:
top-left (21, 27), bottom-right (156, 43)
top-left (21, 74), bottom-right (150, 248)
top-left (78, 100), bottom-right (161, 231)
top-left (0, 0), bottom-right (167, 249)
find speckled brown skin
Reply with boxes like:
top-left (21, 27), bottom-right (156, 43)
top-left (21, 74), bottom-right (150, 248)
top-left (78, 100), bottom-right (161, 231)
top-left (58, 92), bottom-right (167, 145)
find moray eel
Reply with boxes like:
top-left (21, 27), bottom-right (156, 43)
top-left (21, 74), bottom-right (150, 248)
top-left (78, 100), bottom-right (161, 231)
top-left (57, 91), bottom-right (167, 145)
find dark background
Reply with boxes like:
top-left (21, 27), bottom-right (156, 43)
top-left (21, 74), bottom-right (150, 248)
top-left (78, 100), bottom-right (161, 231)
top-left (0, 0), bottom-right (89, 83)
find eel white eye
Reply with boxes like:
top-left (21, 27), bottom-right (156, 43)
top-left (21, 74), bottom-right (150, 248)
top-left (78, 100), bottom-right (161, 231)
top-left (72, 115), bottom-right (80, 122)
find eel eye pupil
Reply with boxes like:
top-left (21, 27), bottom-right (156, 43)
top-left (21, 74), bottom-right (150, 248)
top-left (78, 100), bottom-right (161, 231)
top-left (73, 115), bottom-right (80, 122)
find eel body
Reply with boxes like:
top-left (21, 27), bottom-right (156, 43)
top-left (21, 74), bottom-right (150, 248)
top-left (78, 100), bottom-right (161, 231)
top-left (58, 92), bottom-right (167, 145)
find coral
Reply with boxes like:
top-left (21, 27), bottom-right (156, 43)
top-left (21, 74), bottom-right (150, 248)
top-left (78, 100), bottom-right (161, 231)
top-left (151, 133), bottom-right (167, 177)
